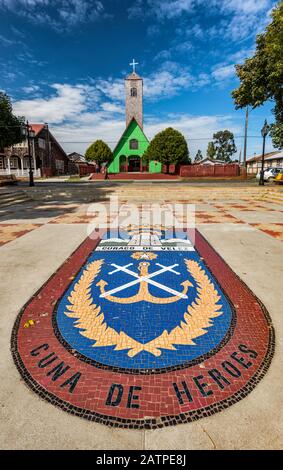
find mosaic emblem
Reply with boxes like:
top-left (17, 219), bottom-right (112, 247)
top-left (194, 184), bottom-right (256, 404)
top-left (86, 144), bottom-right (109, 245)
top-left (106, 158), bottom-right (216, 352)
top-left (12, 228), bottom-right (274, 428)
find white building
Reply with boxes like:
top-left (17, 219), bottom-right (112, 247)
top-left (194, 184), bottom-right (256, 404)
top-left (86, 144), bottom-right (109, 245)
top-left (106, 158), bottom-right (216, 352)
top-left (246, 151), bottom-right (283, 174)
top-left (128, 233), bottom-right (161, 246)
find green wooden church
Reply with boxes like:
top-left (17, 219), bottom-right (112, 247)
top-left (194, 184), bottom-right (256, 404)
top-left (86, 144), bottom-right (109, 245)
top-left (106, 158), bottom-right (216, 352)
top-left (108, 62), bottom-right (161, 174)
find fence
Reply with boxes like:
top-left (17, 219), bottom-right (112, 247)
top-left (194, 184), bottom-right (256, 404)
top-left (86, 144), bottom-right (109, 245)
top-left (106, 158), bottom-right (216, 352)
top-left (179, 164), bottom-right (240, 177)
top-left (0, 169), bottom-right (41, 178)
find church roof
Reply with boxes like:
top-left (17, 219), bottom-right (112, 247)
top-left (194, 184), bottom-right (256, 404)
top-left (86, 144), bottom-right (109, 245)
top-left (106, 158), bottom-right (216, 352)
top-left (113, 117), bottom-right (148, 155)
top-left (126, 71), bottom-right (142, 80)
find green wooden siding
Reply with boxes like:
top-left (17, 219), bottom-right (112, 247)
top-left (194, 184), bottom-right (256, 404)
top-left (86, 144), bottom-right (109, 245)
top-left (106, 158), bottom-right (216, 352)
top-left (108, 119), bottom-right (161, 174)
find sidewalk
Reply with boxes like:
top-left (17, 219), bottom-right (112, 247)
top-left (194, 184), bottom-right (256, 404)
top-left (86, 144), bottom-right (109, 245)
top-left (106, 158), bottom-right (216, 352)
top-left (0, 183), bottom-right (282, 449)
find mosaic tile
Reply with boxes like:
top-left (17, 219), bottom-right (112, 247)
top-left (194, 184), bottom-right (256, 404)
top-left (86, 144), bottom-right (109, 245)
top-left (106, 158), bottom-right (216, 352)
top-left (250, 223), bottom-right (283, 241)
top-left (49, 214), bottom-right (113, 224)
top-left (0, 223), bottom-right (42, 247)
top-left (195, 212), bottom-right (243, 224)
top-left (11, 226), bottom-right (274, 429)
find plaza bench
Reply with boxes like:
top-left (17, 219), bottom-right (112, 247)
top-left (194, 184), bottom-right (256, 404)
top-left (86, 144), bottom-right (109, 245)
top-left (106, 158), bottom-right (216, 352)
top-left (0, 174), bottom-right (18, 186)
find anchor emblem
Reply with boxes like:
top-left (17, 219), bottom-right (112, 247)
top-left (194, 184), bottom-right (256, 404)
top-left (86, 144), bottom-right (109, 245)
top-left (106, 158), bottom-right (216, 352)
top-left (96, 260), bottom-right (192, 304)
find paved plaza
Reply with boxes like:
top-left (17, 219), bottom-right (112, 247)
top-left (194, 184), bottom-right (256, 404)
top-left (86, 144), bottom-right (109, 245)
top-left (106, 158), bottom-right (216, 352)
top-left (0, 181), bottom-right (282, 449)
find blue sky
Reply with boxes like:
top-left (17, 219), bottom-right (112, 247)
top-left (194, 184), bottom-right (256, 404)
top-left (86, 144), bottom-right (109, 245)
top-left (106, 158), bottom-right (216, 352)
top-left (0, 0), bottom-right (279, 158)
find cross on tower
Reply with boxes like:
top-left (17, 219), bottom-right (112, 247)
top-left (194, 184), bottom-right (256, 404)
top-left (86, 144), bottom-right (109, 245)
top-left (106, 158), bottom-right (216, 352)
top-left (130, 59), bottom-right (139, 73)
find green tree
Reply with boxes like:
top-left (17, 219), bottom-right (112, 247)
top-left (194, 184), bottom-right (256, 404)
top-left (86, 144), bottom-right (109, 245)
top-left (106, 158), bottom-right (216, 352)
top-left (0, 92), bottom-right (25, 151)
top-left (270, 123), bottom-right (283, 149)
top-left (232, 2), bottom-right (283, 148)
top-left (194, 149), bottom-right (203, 162)
top-left (212, 130), bottom-right (237, 162)
top-left (144, 127), bottom-right (190, 173)
top-left (206, 141), bottom-right (216, 159)
top-left (85, 140), bottom-right (113, 166)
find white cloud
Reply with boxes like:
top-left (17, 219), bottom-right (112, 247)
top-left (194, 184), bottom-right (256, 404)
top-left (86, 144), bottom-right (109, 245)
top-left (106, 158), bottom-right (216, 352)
top-left (129, 0), bottom-right (275, 43)
top-left (0, 34), bottom-right (17, 46)
top-left (128, 0), bottom-right (195, 20)
top-left (52, 113), bottom-right (242, 157)
top-left (210, 47), bottom-right (255, 85)
top-left (101, 102), bottom-right (123, 114)
top-left (13, 64), bottom-right (195, 128)
top-left (149, 0), bottom-right (194, 19)
top-left (22, 85), bottom-right (41, 93)
top-left (12, 78), bottom-right (241, 157)
top-left (154, 50), bottom-right (172, 61)
top-left (210, 0), bottom-right (275, 41)
top-left (95, 62), bottom-right (194, 104)
top-left (13, 83), bottom-right (97, 122)
top-left (144, 67), bottom-right (193, 101)
top-left (128, 0), bottom-right (274, 20)
top-left (221, 0), bottom-right (271, 14)
top-left (0, 0), bottom-right (108, 30)
top-left (212, 64), bottom-right (235, 82)
top-left (95, 78), bottom-right (124, 102)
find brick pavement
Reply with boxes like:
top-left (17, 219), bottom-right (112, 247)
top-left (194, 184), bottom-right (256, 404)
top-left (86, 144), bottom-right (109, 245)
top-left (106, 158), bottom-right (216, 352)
top-left (1, 183), bottom-right (282, 448)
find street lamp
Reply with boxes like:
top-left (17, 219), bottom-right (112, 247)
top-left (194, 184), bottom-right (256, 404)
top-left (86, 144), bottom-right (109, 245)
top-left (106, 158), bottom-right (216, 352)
top-left (21, 121), bottom-right (35, 187)
top-left (259, 119), bottom-right (270, 186)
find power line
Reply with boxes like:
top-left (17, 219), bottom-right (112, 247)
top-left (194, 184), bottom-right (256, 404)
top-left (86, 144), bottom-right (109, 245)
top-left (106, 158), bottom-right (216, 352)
top-left (58, 136), bottom-right (266, 143)
top-left (0, 125), bottom-right (269, 143)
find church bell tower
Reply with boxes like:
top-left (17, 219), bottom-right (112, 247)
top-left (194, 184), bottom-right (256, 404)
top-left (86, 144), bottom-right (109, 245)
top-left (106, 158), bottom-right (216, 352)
top-left (125, 59), bottom-right (143, 129)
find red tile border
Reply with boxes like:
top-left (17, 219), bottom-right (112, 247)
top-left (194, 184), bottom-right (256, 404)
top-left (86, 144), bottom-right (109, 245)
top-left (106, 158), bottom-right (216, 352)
top-left (11, 230), bottom-right (275, 429)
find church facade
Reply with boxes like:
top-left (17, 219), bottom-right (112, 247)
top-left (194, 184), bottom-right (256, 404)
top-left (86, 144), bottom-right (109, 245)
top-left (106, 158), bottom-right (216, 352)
top-left (108, 67), bottom-right (161, 174)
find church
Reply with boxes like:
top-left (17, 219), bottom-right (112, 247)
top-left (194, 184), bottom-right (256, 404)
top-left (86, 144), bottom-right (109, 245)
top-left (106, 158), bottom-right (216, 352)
top-left (108, 61), bottom-right (162, 174)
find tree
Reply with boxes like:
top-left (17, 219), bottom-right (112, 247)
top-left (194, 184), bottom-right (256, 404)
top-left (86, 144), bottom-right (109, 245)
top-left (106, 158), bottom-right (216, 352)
top-left (212, 130), bottom-right (237, 162)
top-left (0, 92), bottom-right (25, 151)
top-left (232, 2), bottom-right (283, 148)
top-left (206, 141), bottom-right (216, 159)
top-left (144, 127), bottom-right (190, 173)
top-left (270, 123), bottom-right (283, 149)
top-left (194, 149), bottom-right (203, 162)
top-left (85, 140), bottom-right (113, 166)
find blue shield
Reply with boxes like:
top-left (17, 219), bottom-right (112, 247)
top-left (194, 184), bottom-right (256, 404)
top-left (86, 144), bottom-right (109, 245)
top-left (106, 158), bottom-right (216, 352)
top-left (56, 230), bottom-right (233, 370)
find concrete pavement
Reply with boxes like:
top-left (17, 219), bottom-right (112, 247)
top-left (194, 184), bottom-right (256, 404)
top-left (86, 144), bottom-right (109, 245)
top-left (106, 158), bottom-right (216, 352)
top-left (0, 182), bottom-right (282, 449)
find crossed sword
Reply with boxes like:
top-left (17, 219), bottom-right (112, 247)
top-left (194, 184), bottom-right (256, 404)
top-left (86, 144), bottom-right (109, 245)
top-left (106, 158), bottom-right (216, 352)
top-left (99, 263), bottom-right (188, 300)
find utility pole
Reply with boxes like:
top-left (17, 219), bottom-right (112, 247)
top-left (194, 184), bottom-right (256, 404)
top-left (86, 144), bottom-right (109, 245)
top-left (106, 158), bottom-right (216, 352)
top-left (21, 121), bottom-right (35, 187)
top-left (259, 119), bottom-right (270, 186)
top-left (243, 107), bottom-right (248, 167)
top-left (27, 121), bottom-right (35, 187)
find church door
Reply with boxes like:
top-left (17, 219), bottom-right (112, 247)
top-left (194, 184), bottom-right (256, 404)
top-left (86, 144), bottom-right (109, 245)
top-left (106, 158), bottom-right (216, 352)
top-left (119, 155), bottom-right (127, 172)
top-left (128, 156), bottom-right (140, 172)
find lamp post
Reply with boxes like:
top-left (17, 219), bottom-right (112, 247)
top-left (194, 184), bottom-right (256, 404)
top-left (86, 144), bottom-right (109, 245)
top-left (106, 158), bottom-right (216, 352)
top-left (21, 121), bottom-right (35, 187)
top-left (259, 119), bottom-right (270, 186)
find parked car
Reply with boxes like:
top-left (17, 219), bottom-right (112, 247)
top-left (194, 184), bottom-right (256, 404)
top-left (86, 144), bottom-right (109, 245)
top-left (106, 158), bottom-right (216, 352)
top-left (256, 167), bottom-right (282, 181)
top-left (274, 168), bottom-right (283, 184)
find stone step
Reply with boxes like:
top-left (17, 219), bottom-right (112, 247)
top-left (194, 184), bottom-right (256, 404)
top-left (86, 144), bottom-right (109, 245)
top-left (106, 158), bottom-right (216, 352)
top-left (0, 190), bottom-right (31, 207)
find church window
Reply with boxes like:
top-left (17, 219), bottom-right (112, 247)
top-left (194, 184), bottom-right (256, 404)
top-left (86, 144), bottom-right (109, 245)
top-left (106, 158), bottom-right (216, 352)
top-left (130, 139), bottom-right (138, 150)
top-left (130, 87), bottom-right (137, 97)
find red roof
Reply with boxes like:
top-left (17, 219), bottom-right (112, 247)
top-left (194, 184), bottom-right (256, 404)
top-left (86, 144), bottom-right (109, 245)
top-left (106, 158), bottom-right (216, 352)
top-left (30, 124), bottom-right (45, 136)
top-left (30, 123), bottom-right (67, 157)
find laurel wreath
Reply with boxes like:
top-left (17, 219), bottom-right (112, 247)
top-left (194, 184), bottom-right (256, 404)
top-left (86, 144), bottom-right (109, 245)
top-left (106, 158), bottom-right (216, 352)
top-left (65, 259), bottom-right (223, 357)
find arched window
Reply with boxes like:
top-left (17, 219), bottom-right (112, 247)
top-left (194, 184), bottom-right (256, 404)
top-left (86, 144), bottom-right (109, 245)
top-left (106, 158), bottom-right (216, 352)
top-left (10, 156), bottom-right (20, 169)
top-left (130, 87), bottom-right (137, 97)
top-left (129, 139), bottom-right (138, 150)
top-left (23, 156), bottom-right (34, 169)
top-left (23, 156), bottom-right (29, 169)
